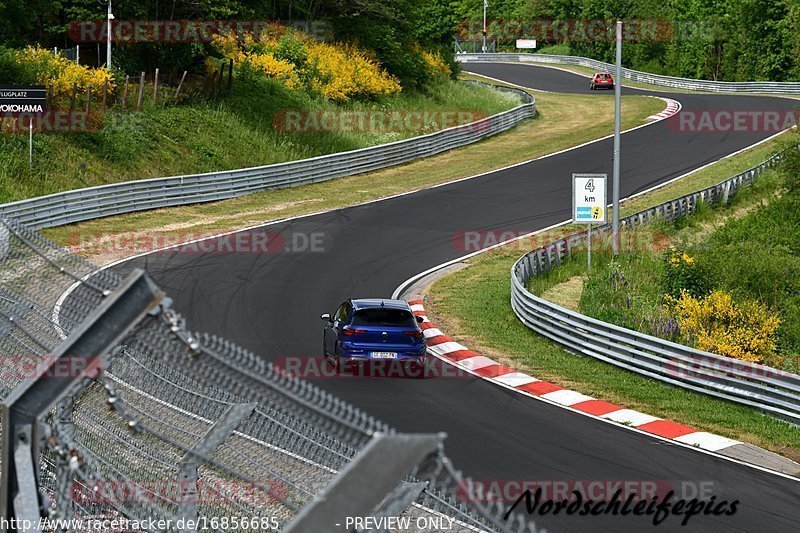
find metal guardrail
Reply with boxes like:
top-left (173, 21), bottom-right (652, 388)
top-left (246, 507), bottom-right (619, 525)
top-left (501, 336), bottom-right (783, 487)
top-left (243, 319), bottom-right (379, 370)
top-left (457, 53), bottom-right (800, 94)
top-left (0, 86), bottom-right (534, 230)
top-left (510, 146), bottom-right (800, 424)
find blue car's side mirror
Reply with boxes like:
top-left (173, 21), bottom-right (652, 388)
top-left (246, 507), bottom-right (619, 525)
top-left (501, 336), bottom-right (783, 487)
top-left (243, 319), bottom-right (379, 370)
top-left (416, 315), bottom-right (424, 324)
top-left (321, 313), bottom-right (331, 321)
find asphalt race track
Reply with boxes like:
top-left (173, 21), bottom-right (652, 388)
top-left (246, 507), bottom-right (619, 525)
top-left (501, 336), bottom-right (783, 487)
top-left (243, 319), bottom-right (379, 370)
top-left (121, 63), bottom-right (800, 531)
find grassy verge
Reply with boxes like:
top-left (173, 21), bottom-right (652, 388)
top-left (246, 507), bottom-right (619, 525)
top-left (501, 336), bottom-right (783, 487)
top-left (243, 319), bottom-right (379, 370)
top-left (43, 88), bottom-right (663, 264)
top-left (0, 77), bottom-right (518, 204)
top-left (425, 134), bottom-right (800, 462)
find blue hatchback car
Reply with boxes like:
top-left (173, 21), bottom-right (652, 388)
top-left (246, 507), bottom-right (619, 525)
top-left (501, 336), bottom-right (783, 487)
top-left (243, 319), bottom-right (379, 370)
top-left (321, 299), bottom-right (427, 375)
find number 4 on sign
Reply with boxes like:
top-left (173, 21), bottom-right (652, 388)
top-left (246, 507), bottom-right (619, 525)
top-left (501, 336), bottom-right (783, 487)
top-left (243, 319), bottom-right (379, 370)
top-left (585, 179), bottom-right (595, 193)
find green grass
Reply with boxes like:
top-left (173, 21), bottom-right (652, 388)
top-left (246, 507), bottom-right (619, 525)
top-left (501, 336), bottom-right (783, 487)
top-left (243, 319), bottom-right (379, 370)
top-left (0, 76), bottom-right (519, 203)
top-left (43, 85), bottom-right (664, 263)
top-left (425, 137), bottom-right (800, 462)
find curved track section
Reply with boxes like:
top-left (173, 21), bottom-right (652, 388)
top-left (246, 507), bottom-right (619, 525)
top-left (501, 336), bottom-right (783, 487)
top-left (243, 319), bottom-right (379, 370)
top-left (121, 64), bottom-right (800, 531)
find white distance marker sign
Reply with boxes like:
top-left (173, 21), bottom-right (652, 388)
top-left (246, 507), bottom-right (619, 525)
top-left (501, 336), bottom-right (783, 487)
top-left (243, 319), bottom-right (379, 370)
top-left (573, 173), bottom-right (607, 223)
top-left (516, 39), bottom-right (537, 49)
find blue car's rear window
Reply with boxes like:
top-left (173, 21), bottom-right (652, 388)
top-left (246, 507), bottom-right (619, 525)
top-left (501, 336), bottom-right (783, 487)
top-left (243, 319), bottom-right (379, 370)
top-left (352, 309), bottom-right (416, 327)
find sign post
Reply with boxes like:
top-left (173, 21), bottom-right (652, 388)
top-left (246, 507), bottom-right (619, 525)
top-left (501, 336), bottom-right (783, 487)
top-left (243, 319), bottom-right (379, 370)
top-left (612, 21), bottom-right (622, 255)
top-left (482, 0), bottom-right (488, 53)
top-left (573, 173), bottom-right (607, 272)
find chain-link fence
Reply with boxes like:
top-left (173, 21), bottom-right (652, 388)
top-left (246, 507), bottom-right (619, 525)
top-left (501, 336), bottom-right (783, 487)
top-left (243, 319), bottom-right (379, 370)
top-left (455, 38), bottom-right (497, 54)
top-left (0, 218), bottom-right (540, 532)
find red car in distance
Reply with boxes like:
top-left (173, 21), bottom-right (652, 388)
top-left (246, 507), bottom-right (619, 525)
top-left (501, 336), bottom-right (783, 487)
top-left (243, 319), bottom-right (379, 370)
top-left (590, 72), bottom-right (615, 90)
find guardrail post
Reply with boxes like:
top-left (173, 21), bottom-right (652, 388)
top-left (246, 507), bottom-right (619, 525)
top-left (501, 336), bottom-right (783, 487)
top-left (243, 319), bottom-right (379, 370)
top-left (177, 402), bottom-right (256, 531)
top-left (0, 269), bottom-right (165, 529)
top-left (283, 433), bottom-right (444, 532)
top-left (543, 247), bottom-right (552, 272)
top-left (722, 181), bottom-right (732, 204)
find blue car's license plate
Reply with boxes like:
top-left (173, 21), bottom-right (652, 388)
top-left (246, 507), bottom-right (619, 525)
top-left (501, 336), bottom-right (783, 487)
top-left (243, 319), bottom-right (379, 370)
top-left (371, 352), bottom-right (397, 359)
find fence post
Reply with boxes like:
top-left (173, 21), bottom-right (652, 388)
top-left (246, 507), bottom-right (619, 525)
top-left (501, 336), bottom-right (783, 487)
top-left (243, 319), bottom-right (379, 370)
top-left (153, 68), bottom-right (159, 103)
top-left (101, 79), bottom-right (107, 112)
top-left (136, 72), bottom-right (145, 111)
top-left (175, 71), bottom-right (187, 99)
top-left (85, 85), bottom-right (92, 113)
top-left (0, 269), bottom-right (165, 524)
top-left (228, 58), bottom-right (233, 90)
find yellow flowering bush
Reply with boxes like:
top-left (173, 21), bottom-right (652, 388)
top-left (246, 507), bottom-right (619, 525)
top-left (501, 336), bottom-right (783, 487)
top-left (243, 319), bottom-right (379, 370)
top-left (306, 42), bottom-right (401, 102)
top-left (670, 251), bottom-right (694, 265)
top-left (421, 50), bottom-right (451, 80)
top-left (668, 290), bottom-right (781, 363)
top-left (211, 30), bottom-right (401, 102)
top-left (248, 54), bottom-right (302, 90)
top-left (14, 46), bottom-right (113, 108)
top-left (662, 247), bottom-right (711, 299)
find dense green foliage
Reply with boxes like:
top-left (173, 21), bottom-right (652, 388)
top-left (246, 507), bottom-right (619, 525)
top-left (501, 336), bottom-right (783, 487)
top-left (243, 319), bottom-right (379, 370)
top-left (452, 0), bottom-right (800, 82)
top-left (3, 1), bottom-right (797, 82)
top-left (0, 0), bottom-right (458, 89)
top-left (696, 146), bottom-right (800, 358)
top-left (0, 0), bottom-right (460, 88)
